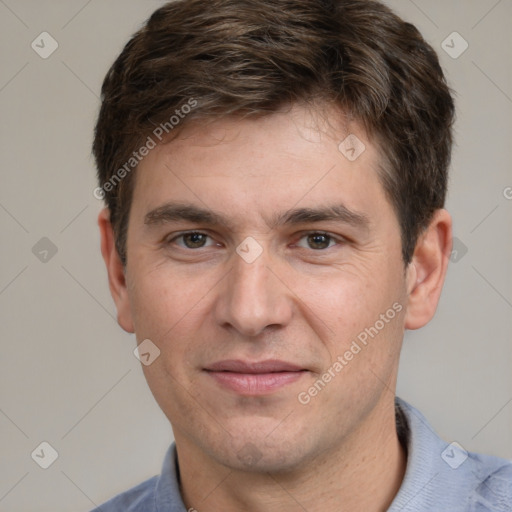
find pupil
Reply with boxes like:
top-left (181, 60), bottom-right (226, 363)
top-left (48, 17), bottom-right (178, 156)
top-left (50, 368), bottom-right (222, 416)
top-left (186, 233), bottom-right (206, 248)
top-left (309, 234), bottom-right (329, 249)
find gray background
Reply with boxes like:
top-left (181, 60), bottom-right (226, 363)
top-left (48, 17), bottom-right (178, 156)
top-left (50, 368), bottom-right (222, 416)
top-left (0, 1), bottom-right (510, 510)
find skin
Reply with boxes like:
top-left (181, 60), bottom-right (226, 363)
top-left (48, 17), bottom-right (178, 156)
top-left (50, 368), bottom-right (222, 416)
top-left (99, 104), bottom-right (452, 512)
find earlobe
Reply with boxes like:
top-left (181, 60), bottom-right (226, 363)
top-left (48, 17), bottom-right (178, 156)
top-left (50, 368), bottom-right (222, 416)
top-left (404, 209), bottom-right (452, 330)
top-left (98, 208), bottom-right (135, 333)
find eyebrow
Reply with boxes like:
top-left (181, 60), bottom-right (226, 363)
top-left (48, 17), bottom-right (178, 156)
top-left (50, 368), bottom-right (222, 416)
top-left (271, 205), bottom-right (369, 230)
top-left (144, 202), bottom-right (369, 231)
top-left (144, 203), bottom-right (235, 230)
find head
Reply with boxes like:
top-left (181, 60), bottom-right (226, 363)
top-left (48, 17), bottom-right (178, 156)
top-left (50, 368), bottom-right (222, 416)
top-left (95, 0), bottom-right (454, 473)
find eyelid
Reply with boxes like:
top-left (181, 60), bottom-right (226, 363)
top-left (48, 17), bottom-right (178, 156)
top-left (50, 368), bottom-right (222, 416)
top-left (166, 230), bottom-right (217, 248)
top-left (293, 230), bottom-right (346, 246)
top-left (163, 229), bottom-right (347, 250)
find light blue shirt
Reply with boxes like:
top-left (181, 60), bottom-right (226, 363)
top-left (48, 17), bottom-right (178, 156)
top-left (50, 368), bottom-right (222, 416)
top-left (92, 398), bottom-right (512, 511)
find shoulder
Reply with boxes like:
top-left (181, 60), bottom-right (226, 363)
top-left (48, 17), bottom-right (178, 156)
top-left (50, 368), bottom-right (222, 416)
top-left (90, 476), bottom-right (158, 512)
top-left (469, 455), bottom-right (512, 511)
top-left (392, 398), bottom-right (512, 512)
top-left (90, 444), bottom-right (185, 511)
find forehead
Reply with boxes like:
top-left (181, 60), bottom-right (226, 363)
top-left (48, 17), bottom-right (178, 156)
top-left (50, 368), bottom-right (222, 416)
top-left (157, 105), bottom-right (372, 172)
top-left (131, 104), bottom-right (392, 228)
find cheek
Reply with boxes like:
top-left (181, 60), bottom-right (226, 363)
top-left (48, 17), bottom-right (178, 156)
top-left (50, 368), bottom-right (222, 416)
top-left (130, 270), bottom-right (212, 407)
top-left (291, 258), bottom-right (406, 369)
top-left (293, 263), bottom-right (393, 330)
top-left (127, 264), bottom-right (207, 344)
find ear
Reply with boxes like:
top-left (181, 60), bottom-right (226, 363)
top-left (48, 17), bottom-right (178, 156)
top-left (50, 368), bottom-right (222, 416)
top-left (98, 208), bottom-right (135, 333)
top-left (404, 209), bottom-right (452, 330)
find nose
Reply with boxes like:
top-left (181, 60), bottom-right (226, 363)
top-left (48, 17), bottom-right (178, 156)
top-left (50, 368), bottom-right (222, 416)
top-left (214, 250), bottom-right (293, 338)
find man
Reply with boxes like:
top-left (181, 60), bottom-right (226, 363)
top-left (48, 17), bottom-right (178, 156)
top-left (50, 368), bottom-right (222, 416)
top-left (92, 0), bottom-right (512, 510)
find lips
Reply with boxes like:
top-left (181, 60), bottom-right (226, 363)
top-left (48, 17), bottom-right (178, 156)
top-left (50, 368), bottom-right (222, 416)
top-left (205, 359), bottom-right (304, 373)
top-left (204, 359), bottom-right (307, 395)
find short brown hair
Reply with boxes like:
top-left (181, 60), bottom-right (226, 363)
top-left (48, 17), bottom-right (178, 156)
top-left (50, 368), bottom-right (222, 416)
top-left (93, 0), bottom-right (455, 265)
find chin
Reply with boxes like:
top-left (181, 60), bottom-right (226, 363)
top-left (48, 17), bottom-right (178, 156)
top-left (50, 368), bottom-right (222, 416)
top-left (211, 429), bottom-right (317, 475)
top-left (223, 448), bottom-right (303, 474)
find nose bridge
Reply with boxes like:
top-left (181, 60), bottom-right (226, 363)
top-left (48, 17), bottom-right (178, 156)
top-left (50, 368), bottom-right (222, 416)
top-left (216, 248), bottom-right (291, 336)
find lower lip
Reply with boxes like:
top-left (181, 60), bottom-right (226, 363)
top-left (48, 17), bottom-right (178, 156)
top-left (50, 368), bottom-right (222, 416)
top-left (206, 371), bottom-right (306, 395)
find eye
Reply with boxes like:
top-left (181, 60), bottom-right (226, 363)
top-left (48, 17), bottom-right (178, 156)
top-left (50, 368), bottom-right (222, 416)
top-left (296, 232), bottom-right (339, 250)
top-left (172, 232), bottom-right (215, 249)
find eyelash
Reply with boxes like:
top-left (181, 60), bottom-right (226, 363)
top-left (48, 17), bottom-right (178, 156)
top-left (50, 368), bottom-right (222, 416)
top-left (169, 231), bottom-right (218, 249)
top-left (166, 231), bottom-right (344, 251)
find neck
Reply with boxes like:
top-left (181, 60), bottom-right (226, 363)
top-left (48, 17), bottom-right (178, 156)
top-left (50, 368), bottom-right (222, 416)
top-left (176, 396), bottom-right (406, 512)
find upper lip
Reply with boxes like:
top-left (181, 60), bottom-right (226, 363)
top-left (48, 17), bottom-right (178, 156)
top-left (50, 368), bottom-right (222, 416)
top-left (204, 359), bottom-right (305, 374)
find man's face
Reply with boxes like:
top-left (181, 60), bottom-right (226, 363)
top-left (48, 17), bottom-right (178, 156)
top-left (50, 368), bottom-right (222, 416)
top-left (120, 105), bottom-right (411, 472)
